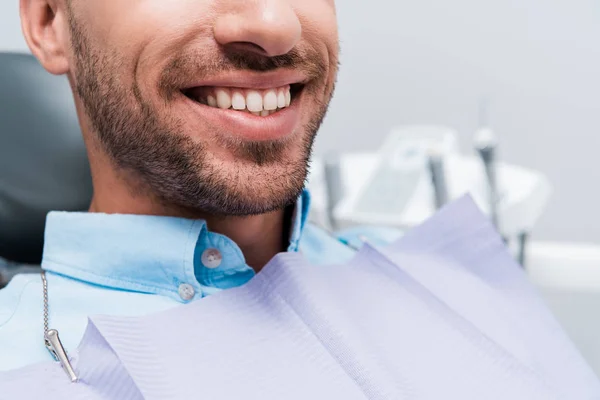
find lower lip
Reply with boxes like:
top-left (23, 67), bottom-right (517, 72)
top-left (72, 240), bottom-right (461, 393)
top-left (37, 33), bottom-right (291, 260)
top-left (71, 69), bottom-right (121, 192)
top-left (182, 92), bottom-right (303, 142)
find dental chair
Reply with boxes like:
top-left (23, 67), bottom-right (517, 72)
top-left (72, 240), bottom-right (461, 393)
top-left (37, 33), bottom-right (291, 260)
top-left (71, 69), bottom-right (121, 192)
top-left (0, 52), bottom-right (92, 286)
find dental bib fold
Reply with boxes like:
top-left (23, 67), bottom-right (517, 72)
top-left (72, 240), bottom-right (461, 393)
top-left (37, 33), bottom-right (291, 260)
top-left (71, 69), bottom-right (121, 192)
top-left (1, 196), bottom-right (598, 399)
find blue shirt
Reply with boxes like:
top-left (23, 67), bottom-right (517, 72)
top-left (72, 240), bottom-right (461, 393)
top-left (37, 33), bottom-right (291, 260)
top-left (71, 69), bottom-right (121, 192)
top-left (0, 191), bottom-right (402, 371)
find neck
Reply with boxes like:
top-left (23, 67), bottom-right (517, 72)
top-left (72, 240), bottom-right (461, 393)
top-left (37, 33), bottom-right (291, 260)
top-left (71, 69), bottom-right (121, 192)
top-left (88, 162), bottom-right (289, 271)
top-left (204, 211), bottom-right (288, 271)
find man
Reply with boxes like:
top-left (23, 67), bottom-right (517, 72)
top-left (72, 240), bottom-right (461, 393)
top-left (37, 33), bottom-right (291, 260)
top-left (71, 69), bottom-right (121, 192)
top-left (0, 0), bottom-right (397, 370)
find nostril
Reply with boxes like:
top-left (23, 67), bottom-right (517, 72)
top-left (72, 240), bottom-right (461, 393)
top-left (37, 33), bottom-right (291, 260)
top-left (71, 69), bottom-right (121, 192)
top-left (213, 9), bottom-right (301, 58)
top-left (226, 42), bottom-right (268, 56)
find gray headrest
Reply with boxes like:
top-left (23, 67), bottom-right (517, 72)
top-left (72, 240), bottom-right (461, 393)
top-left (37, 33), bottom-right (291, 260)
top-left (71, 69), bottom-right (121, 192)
top-left (0, 52), bottom-right (92, 264)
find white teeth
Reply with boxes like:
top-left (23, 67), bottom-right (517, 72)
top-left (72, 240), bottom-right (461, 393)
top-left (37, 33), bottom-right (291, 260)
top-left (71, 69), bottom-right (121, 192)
top-left (277, 90), bottom-right (286, 109)
top-left (263, 90), bottom-right (278, 111)
top-left (246, 90), bottom-right (263, 112)
top-left (231, 90), bottom-right (246, 110)
top-left (251, 111), bottom-right (261, 116)
top-left (204, 86), bottom-right (293, 115)
top-left (215, 89), bottom-right (231, 109)
top-left (207, 95), bottom-right (217, 107)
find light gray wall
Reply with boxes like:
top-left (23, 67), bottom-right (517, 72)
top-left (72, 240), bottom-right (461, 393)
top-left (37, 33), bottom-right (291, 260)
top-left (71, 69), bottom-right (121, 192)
top-left (2, 1), bottom-right (599, 243)
top-left (0, 1), bottom-right (26, 51)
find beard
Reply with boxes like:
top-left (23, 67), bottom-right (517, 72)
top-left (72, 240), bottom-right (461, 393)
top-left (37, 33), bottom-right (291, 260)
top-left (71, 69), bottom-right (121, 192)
top-left (67, 13), bottom-right (336, 216)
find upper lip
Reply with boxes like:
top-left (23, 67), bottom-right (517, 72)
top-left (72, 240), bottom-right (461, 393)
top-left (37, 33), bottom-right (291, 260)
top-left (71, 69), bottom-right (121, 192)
top-left (181, 69), bottom-right (308, 90)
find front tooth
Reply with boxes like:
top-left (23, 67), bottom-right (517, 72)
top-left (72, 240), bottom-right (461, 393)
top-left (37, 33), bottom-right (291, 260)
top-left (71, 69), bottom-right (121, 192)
top-left (216, 89), bottom-right (232, 109)
top-left (263, 90), bottom-right (278, 111)
top-left (246, 90), bottom-right (263, 112)
top-left (251, 111), bottom-right (261, 116)
top-left (285, 89), bottom-right (291, 107)
top-left (260, 110), bottom-right (270, 117)
top-left (277, 90), bottom-right (286, 108)
top-left (207, 95), bottom-right (217, 107)
top-left (231, 90), bottom-right (246, 110)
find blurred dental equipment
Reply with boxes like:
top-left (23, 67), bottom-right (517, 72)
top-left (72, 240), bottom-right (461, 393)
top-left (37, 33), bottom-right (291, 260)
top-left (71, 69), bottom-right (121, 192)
top-left (323, 153), bottom-right (344, 231)
top-left (307, 125), bottom-right (552, 268)
top-left (427, 146), bottom-right (449, 210)
top-left (474, 100), bottom-right (498, 226)
top-left (473, 100), bottom-right (530, 266)
top-left (474, 126), bottom-right (499, 229)
top-left (518, 232), bottom-right (530, 266)
top-left (319, 126), bottom-right (458, 231)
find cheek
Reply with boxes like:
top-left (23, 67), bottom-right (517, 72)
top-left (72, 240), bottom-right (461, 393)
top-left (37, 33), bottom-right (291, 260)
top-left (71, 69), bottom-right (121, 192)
top-left (76, 0), bottom-right (216, 69)
top-left (295, 1), bottom-right (339, 70)
top-left (295, 2), bottom-right (339, 102)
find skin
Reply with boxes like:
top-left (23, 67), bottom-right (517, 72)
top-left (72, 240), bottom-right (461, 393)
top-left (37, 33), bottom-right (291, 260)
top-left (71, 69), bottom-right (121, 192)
top-left (20, 0), bottom-right (339, 270)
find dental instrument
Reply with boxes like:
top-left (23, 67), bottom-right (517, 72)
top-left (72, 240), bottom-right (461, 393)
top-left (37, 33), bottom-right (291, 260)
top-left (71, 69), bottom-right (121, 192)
top-left (428, 146), bottom-right (449, 209)
top-left (324, 152), bottom-right (344, 231)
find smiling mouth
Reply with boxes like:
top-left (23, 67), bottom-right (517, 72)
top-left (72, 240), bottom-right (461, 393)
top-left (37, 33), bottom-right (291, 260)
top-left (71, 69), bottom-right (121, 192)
top-left (182, 84), bottom-right (305, 117)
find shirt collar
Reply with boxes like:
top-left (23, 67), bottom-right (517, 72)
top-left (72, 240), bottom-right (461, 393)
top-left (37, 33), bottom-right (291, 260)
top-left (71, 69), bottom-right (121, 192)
top-left (42, 190), bottom-right (311, 302)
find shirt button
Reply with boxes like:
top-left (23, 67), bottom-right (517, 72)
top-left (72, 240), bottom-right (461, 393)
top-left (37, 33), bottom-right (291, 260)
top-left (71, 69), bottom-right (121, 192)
top-left (201, 248), bottom-right (222, 269)
top-left (178, 283), bottom-right (195, 301)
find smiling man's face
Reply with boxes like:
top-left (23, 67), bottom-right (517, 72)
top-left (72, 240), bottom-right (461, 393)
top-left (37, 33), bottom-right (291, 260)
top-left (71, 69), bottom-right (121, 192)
top-left (58, 0), bottom-right (339, 215)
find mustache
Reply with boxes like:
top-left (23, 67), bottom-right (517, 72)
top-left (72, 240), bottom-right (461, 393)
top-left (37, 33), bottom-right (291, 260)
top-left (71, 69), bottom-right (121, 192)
top-left (222, 46), bottom-right (321, 72)
top-left (159, 46), bottom-right (327, 95)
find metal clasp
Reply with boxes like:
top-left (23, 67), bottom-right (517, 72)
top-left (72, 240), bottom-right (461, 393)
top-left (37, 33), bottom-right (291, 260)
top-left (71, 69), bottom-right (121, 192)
top-left (45, 329), bottom-right (78, 383)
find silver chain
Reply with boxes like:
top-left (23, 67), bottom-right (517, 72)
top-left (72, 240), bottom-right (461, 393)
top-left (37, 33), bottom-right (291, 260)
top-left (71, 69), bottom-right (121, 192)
top-left (41, 270), bottom-right (57, 360)
top-left (40, 271), bottom-right (79, 382)
top-left (41, 270), bottom-right (50, 336)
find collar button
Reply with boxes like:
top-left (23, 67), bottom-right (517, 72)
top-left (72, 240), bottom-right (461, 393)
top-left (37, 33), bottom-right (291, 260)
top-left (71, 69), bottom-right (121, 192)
top-left (178, 283), bottom-right (195, 301)
top-left (201, 248), bottom-right (223, 269)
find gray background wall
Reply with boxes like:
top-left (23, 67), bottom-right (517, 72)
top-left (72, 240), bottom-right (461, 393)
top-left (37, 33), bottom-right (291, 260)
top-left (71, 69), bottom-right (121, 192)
top-left (0, 1), bottom-right (25, 51)
top-left (2, 0), bottom-right (599, 243)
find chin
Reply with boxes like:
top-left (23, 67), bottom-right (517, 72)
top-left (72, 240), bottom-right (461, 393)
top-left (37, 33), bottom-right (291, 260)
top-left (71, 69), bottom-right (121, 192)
top-left (199, 151), bottom-right (308, 210)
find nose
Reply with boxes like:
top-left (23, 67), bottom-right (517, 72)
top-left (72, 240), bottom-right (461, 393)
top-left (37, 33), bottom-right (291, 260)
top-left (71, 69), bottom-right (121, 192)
top-left (214, 0), bottom-right (302, 57)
